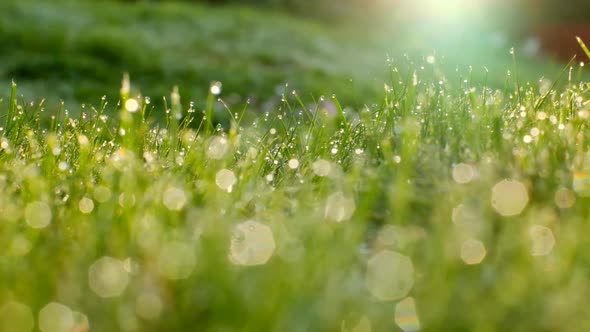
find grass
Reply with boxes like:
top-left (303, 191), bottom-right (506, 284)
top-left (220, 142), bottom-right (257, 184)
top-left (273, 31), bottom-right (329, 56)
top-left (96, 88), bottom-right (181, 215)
top-left (0, 0), bottom-right (579, 114)
top-left (1, 42), bottom-right (590, 330)
top-left (3, 1), bottom-right (590, 330)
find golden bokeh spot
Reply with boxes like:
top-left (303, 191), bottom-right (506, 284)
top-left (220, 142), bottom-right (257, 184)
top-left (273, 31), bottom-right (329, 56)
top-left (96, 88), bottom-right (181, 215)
top-left (460, 238), bottom-right (486, 265)
top-left (491, 179), bottom-right (529, 216)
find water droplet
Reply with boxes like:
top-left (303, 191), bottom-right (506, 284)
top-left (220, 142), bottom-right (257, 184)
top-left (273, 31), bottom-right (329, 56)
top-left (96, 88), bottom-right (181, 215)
top-left (288, 159), bottom-right (300, 169)
top-left (125, 98), bottom-right (139, 113)
top-left (523, 135), bottom-right (533, 144)
top-left (210, 81), bottom-right (222, 95)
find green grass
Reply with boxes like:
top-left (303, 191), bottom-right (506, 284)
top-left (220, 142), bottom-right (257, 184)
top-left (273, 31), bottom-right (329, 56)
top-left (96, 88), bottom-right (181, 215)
top-left (3, 1), bottom-right (590, 330)
top-left (1, 46), bottom-right (590, 331)
top-left (0, 0), bottom-right (579, 114)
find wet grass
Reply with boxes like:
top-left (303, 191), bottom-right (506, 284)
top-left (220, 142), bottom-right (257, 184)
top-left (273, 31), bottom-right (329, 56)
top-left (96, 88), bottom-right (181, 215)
top-left (1, 48), bottom-right (590, 331)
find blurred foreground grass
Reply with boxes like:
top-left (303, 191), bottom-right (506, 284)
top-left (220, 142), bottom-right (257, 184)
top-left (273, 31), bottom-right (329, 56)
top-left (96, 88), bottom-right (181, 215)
top-left (1, 48), bottom-right (590, 330)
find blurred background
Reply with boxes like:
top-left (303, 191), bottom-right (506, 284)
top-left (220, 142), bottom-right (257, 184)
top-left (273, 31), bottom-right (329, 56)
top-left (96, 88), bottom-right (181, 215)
top-left (1, 0), bottom-right (589, 111)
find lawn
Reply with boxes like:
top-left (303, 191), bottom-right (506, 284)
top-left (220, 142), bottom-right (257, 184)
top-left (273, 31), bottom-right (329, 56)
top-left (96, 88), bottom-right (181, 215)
top-left (2, 1), bottom-right (590, 332)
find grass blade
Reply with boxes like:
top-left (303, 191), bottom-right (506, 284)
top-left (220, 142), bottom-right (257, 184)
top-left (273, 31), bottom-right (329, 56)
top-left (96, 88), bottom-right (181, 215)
top-left (576, 36), bottom-right (590, 60)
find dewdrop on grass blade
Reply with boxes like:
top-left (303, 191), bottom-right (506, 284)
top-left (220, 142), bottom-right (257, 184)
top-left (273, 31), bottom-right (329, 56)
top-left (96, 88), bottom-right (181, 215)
top-left (124, 98), bottom-right (139, 113)
top-left (288, 159), bottom-right (300, 169)
top-left (210, 81), bottom-right (222, 95)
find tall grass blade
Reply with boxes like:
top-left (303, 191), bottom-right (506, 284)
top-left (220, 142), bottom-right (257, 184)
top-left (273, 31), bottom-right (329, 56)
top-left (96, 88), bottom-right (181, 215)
top-left (576, 36), bottom-right (590, 60)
